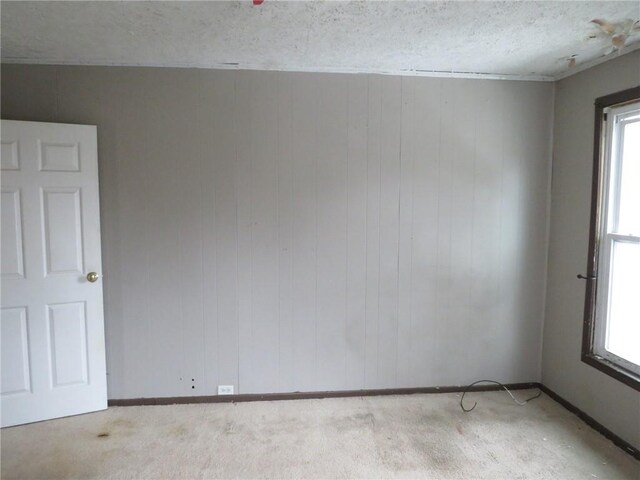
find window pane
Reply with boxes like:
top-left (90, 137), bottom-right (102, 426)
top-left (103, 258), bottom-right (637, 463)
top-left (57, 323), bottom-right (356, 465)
top-left (606, 240), bottom-right (640, 365)
top-left (617, 120), bottom-right (640, 235)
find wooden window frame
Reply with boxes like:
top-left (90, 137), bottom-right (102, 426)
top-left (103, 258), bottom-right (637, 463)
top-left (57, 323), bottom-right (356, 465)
top-left (581, 85), bottom-right (640, 391)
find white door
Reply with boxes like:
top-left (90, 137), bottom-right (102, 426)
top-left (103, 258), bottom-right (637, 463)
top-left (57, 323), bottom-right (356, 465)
top-left (1, 120), bottom-right (107, 427)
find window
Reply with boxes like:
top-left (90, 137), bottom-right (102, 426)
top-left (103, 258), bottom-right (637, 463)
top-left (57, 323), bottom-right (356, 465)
top-left (582, 86), bottom-right (640, 391)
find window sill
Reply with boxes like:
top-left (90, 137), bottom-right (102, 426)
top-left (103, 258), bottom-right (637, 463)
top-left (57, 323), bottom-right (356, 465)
top-left (582, 352), bottom-right (640, 392)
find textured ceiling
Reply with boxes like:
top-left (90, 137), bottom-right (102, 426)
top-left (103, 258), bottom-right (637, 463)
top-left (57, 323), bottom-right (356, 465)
top-left (2, 1), bottom-right (639, 80)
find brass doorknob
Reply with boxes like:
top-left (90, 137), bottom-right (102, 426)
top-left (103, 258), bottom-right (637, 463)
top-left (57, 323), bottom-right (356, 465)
top-left (86, 272), bottom-right (100, 283)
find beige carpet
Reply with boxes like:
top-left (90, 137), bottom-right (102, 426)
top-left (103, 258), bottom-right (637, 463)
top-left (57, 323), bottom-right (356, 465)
top-left (1, 390), bottom-right (638, 479)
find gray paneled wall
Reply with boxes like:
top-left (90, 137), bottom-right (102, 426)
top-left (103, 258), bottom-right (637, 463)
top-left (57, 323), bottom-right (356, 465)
top-left (542, 51), bottom-right (640, 449)
top-left (1, 65), bottom-right (553, 399)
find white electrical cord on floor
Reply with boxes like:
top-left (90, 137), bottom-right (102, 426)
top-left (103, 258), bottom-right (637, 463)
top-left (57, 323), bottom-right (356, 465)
top-left (460, 380), bottom-right (542, 412)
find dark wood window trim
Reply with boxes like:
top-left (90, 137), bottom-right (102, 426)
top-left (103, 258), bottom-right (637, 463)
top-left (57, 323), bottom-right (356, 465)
top-left (581, 86), bottom-right (640, 391)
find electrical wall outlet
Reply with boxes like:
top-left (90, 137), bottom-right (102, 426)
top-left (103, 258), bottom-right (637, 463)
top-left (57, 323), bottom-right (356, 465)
top-left (218, 385), bottom-right (234, 395)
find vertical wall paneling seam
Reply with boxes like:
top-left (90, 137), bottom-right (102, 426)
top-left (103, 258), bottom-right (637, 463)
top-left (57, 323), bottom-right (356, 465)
top-left (174, 92), bottom-right (184, 394)
top-left (144, 85), bottom-right (153, 396)
top-left (376, 80), bottom-right (383, 385)
top-left (515, 87), bottom-right (525, 354)
top-left (408, 78), bottom-right (417, 384)
top-left (449, 82), bottom-right (456, 349)
top-left (200, 81), bottom-right (210, 393)
top-left (395, 78), bottom-right (404, 386)
top-left (194, 83), bottom-right (202, 394)
top-left (344, 76), bottom-right (350, 387)
top-left (177, 108), bottom-right (186, 393)
top-left (446, 83), bottom-right (454, 371)
top-left (198, 85), bottom-right (207, 395)
top-left (233, 71), bottom-right (241, 393)
top-left (276, 72), bottom-right (282, 390)
top-left (289, 79), bottom-right (295, 390)
top-left (363, 75), bottom-right (370, 387)
top-left (209, 79), bottom-right (217, 394)
top-left (249, 75), bottom-right (255, 392)
top-left (470, 86), bottom-right (479, 375)
top-left (434, 80), bottom-right (443, 381)
top-left (435, 78), bottom-right (444, 372)
top-left (109, 73), bottom-right (118, 390)
top-left (314, 74), bottom-right (319, 386)
top-left (416, 81), bottom-right (420, 382)
top-left (497, 84), bottom-right (506, 359)
top-left (176, 80), bottom-right (184, 393)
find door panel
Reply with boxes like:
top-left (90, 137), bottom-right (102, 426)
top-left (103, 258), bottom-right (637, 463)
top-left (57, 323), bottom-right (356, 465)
top-left (42, 188), bottom-right (84, 276)
top-left (1, 120), bottom-right (106, 427)
top-left (39, 141), bottom-right (80, 172)
top-left (47, 302), bottom-right (89, 388)
top-left (0, 307), bottom-right (31, 396)
top-left (0, 140), bottom-right (19, 170)
top-left (0, 189), bottom-right (25, 278)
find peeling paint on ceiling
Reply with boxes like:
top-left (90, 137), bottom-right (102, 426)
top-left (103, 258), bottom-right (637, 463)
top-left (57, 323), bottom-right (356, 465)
top-left (2, 1), bottom-right (639, 81)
